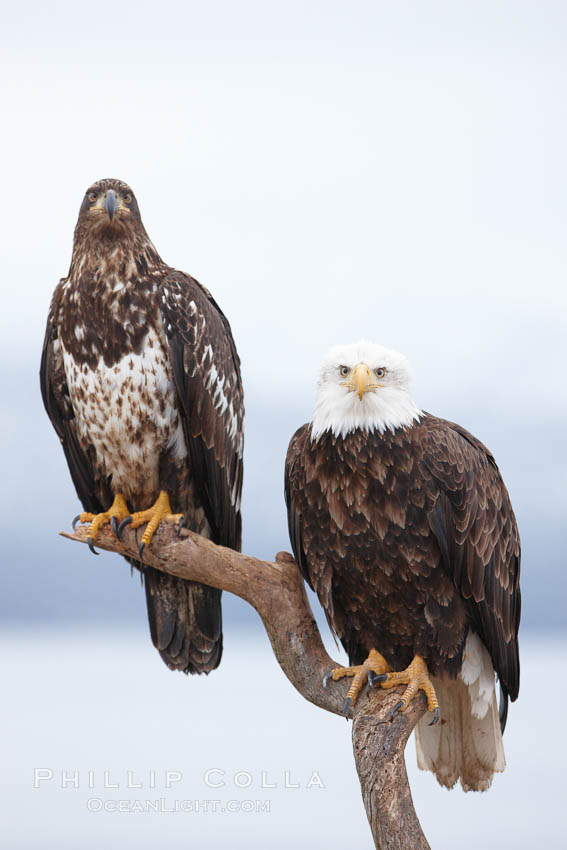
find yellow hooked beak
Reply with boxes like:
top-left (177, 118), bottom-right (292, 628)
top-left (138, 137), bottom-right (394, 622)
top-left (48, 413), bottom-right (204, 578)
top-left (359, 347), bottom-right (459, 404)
top-left (351, 363), bottom-right (374, 400)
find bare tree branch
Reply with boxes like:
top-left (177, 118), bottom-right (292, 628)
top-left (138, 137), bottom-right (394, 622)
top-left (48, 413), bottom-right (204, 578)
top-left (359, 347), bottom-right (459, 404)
top-left (62, 523), bottom-right (430, 850)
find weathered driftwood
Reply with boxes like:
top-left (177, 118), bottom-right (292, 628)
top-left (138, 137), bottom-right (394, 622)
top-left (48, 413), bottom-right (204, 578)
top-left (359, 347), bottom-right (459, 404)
top-left (62, 523), bottom-right (430, 849)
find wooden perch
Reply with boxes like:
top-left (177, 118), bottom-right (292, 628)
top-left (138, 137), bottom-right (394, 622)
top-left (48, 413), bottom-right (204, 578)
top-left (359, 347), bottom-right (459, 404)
top-left (62, 523), bottom-right (430, 850)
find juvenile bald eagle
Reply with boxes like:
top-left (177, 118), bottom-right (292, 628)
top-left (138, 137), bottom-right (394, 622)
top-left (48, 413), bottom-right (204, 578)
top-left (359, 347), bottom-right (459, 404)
top-left (41, 178), bottom-right (244, 674)
top-left (285, 341), bottom-right (520, 791)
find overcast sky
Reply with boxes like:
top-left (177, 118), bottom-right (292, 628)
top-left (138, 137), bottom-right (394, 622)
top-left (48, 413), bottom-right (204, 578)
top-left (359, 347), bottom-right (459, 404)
top-left (2, 6), bottom-right (566, 850)
top-left (0, 0), bottom-right (565, 630)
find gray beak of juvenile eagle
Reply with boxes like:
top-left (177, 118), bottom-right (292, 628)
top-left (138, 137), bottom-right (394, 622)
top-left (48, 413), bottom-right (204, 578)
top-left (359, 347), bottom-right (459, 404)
top-left (104, 189), bottom-right (118, 222)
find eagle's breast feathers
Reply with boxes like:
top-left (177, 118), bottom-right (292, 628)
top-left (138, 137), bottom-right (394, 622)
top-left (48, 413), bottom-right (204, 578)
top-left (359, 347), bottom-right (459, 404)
top-left (285, 416), bottom-right (520, 696)
top-left (61, 322), bottom-right (184, 505)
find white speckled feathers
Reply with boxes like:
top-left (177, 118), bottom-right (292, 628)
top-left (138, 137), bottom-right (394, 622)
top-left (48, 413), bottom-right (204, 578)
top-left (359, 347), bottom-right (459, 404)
top-left (62, 327), bottom-right (185, 504)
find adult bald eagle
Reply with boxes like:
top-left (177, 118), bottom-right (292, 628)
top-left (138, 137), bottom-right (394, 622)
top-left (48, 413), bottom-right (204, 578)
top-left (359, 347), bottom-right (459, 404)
top-left (285, 341), bottom-right (520, 791)
top-left (41, 178), bottom-right (244, 674)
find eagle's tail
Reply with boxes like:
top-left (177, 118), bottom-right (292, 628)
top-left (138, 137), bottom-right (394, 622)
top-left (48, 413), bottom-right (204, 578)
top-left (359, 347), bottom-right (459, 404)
top-left (414, 633), bottom-right (506, 792)
top-left (142, 566), bottom-right (222, 674)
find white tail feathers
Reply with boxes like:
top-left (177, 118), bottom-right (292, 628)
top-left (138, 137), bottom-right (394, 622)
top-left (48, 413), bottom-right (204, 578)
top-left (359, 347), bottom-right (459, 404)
top-left (415, 633), bottom-right (506, 792)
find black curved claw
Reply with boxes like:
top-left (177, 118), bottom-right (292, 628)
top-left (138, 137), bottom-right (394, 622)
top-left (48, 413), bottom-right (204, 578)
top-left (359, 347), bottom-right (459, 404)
top-left (138, 541), bottom-right (145, 561)
top-left (390, 700), bottom-right (404, 722)
top-left (368, 671), bottom-right (387, 689)
top-left (87, 538), bottom-right (99, 556)
top-left (177, 517), bottom-right (185, 536)
top-left (343, 697), bottom-right (352, 719)
top-left (117, 516), bottom-right (133, 540)
top-left (72, 514), bottom-right (82, 531)
top-left (429, 707), bottom-right (440, 726)
top-left (111, 516), bottom-right (119, 537)
top-left (322, 671), bottom-right (333, 689)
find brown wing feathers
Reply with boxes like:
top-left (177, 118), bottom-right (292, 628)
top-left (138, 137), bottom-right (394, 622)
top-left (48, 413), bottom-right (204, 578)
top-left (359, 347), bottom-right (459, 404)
top-left (422, 419), bottom-right (520, 701)
top-left (40, 291), bottom-right (108, 515)
top-left (143, 273), bottom-right (243, 673)
top-left (164, 273), bottom-right (244, 550)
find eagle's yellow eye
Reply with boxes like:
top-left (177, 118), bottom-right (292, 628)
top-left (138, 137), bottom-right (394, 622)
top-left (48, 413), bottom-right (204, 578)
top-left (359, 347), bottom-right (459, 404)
top-left (339, 365), bottom-right (350, 378)
top-left (88, 191), bottom-right (97, 202)
top-left (374, 367), bottom-right (386, 378)
top-left (124, 194), bottom-right (132, 204)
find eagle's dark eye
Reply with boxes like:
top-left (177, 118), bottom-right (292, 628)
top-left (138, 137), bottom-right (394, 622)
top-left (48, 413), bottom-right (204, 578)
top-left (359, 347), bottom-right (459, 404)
top-left (124, 194), bottom-right (132, 204)
top-left (88, 191), bottom-right (97, 202)
top-left (374, 367), bottom-right (386, 379)
top-left (339, 365), bottom-right (350, 378)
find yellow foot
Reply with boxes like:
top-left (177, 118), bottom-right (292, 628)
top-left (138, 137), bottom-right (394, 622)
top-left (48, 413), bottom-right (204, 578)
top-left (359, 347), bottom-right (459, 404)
top-left (72, 493), bottom-right (130, 555)
top-left (117, 491), bottom-right (184, 560)
top-left (368, 654), bottom-right (440, 725)
top-left (323, 649), bottom-right (391, 718)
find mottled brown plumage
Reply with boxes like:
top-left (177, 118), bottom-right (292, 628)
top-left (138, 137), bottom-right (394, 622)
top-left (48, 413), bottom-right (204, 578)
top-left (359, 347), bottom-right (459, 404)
top-left (41, 178), bottom-right (244, 673)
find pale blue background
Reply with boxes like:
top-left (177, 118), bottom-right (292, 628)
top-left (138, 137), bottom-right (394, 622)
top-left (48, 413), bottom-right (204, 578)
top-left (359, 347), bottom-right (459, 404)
top-left (1, 1), bottom-right (565, 847)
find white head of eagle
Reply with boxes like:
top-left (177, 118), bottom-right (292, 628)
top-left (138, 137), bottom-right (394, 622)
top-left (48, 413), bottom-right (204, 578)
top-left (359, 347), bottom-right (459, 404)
top-left (310, 340), bottom-right (423, 441)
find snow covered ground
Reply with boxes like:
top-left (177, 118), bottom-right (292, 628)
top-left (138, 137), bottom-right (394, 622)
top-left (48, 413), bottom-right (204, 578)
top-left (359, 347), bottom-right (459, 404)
top-left (2, 628), bottom-right (563, 848)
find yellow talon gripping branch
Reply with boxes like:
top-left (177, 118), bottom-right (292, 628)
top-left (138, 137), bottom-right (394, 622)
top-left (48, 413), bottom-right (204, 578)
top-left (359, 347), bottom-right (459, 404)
top-left (118, 490), bottom-right (184, 559)
top-left (323, 649), bottom-right (391, 717)
top-left (369, 654), bottom-right (440, 725)
top-left (73, 493), bottom-right (130, 555)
